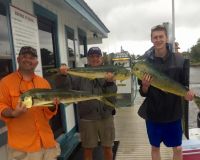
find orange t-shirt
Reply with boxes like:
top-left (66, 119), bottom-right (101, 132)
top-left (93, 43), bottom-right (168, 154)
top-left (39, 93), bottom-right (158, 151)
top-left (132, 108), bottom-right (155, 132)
top-left (0, 71), bottom-right (57, 152)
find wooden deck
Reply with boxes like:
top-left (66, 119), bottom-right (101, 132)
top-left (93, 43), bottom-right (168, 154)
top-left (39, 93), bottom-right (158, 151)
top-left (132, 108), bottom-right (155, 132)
top-left (114, 95), bottom-right (172, 160)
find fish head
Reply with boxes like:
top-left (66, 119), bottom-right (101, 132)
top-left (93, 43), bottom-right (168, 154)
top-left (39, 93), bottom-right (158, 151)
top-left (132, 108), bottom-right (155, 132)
top-left (20, 88), bottom-right (44, 108)
top-left (131, 61), bottom-right (149, 80)
top-left (21, 96), bottom-right (33, 108)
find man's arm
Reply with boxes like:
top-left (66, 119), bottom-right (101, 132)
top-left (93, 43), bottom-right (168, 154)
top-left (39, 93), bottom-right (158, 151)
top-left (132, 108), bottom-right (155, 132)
top-left (1, 108), bottom-right (14, 118)
top-left (1, 102), bottom-right (27, 118)
top-left (0, 81), bottom-right (26, 120)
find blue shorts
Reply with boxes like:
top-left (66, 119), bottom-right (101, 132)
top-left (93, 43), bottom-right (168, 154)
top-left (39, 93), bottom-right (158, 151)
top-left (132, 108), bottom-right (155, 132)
top-left (146, 119), bottom-right (182, 147)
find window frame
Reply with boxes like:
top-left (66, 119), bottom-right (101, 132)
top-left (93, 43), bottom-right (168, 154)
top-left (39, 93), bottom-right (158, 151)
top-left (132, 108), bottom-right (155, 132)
top-left (65, 26), bottom-right (76, 68)
top-left (78, 28), bottom-right (87, 58)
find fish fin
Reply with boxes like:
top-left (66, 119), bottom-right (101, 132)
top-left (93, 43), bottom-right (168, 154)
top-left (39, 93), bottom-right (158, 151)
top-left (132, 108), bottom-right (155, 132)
top-left (88, 78), bottom-right (96, 80)
top-left (100, 98), bottom-right (120, 108)
top-left (68, 72), bottom-right (96, 80)
top-left (67, 90), bottom-right (90, 94)
top-left (62, 102), bottom-right (75, 105)
top-left (33, 103), bottom-right (55, 107)
top-left (102, 93), bottom-right (124, 100)
top-left (194, 95), bottom-right (200, 110)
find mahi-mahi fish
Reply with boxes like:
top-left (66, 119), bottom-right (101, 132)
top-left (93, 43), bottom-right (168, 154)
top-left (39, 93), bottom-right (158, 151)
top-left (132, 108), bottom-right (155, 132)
top-left (131, 61), bottom-right (200, 110)
top-left (20, 88), bottom-right (118, 109)
top-left (46, 65), bottom-right (131, 82)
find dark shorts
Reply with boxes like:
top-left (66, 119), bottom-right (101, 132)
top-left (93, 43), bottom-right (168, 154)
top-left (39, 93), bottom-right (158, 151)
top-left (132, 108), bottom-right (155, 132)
top-left (146, 119), bottom-right (182, 147)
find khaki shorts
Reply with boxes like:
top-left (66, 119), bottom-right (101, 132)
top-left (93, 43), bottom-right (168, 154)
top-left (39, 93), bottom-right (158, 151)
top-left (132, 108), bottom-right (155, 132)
top-left (79, 117), bottom-right (115, 148)
top-left (7, 143), bottom-right (60, 160)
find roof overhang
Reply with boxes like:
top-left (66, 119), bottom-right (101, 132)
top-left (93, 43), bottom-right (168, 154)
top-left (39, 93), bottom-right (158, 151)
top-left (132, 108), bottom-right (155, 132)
top-left (64, 0), bottom-right (110, 38)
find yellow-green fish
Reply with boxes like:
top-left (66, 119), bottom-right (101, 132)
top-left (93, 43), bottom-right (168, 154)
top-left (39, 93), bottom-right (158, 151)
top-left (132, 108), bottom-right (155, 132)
top-left (20, 88), bottom-right (118, 108)
top-left (46, 66), bottom-right (131, 82)
top-left (132, 61), bottom-right (200, 110)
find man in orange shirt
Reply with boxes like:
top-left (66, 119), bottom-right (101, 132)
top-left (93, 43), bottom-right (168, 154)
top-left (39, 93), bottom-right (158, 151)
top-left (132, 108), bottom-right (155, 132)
top-left (0, 46), bottom-right (60, 160)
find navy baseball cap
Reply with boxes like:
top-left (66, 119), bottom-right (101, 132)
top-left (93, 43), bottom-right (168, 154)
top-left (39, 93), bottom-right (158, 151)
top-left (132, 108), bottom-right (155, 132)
top-left (19, 46), bottom-right (37, 57)
top-left (87, 47), bottom-right (102, 56)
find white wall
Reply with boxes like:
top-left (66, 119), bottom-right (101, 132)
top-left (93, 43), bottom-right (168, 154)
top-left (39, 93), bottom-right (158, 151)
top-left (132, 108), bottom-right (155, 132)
top-left (12, 0), bottom-right (89, 66)
top-left (65, 104), bottom-right (76, 132)
top-left (0, 145), bottom-right (7, 160)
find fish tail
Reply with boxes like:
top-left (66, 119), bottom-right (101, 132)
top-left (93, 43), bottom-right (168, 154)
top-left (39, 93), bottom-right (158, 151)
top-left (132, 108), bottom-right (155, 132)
top-left (45, 68), bottom-right (58, 74)
top-left (99, 98), bottom-right (119, 108)
top-left (99, 93), bottom-right (123, 108)
top-left (194, 95), bottom-right (200, 110)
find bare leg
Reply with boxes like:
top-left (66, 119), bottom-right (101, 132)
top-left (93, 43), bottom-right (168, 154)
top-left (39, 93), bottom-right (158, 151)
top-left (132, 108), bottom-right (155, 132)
top-left (151, 146), bottom-right (161, 160)
top-left (84, 148), bottom-right (93, 160)
top-left (173, 146), bottom-right (182, 160)
top-left (103, 146), bottom-right (113, 160)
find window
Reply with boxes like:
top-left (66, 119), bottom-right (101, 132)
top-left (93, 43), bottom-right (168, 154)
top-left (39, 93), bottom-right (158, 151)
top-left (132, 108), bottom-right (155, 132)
top-left (49, 105), bottom-right (65, 139)
top-left (34, 3), bottom-right (64, 138)
top-left (37, 15), bottom-right (57, 77)
top-left (37, 16), bottom-right (64, 137)
top-left (65, 26), bottom-right (75, 68)
top-left (0, 59), bottom-right (13, 79)
top-left (0, 1), bottom-right (13, 79)
top-left (0, 0), bottom-right (12, 147)
top-left (78, 28), bottom-right (87, 58)
top-left (0, 2), bottom-right (11, 58)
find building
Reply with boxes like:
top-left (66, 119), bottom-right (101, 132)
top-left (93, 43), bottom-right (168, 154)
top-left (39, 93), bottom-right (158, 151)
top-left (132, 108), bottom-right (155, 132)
top-left (0, 0), bottom-right (109, 159)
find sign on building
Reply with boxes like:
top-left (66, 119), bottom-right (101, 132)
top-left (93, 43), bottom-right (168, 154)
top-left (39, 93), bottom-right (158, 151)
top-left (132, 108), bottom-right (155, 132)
top-left (10, 5), bottom-right (42, 76)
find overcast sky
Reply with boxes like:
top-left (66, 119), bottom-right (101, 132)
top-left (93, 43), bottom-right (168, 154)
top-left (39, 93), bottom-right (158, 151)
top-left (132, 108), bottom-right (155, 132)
top-left (85, 0), bottom-right (200, 55)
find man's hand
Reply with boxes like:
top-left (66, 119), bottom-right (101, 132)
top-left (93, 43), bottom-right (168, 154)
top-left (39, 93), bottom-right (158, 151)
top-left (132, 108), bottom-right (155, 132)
top-left (48, 98), bottom-right (60, 112)
top-left (142, 73), bottom-right (152, 93)
top-left (105, 72), bottom-right (115, 82)
top-left (12, 101), bottom-right (27, 118)
top-left (184, 90), bottom-right (195, 101)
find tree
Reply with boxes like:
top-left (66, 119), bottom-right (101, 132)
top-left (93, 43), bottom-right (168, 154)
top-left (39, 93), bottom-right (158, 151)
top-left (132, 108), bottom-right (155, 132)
top-left (181, 51), bottom-right (190, 59)
top-left (40, 48), bottom-right (54, 65)
top-left (103, 52), bottom-right (115, 65)
top-left (189, 38), bottom-right (200, 62)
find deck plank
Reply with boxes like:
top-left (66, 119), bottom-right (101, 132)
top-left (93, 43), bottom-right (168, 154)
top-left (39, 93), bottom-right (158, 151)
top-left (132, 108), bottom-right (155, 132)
top-left (114, 95), bottom-right (172, 160)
